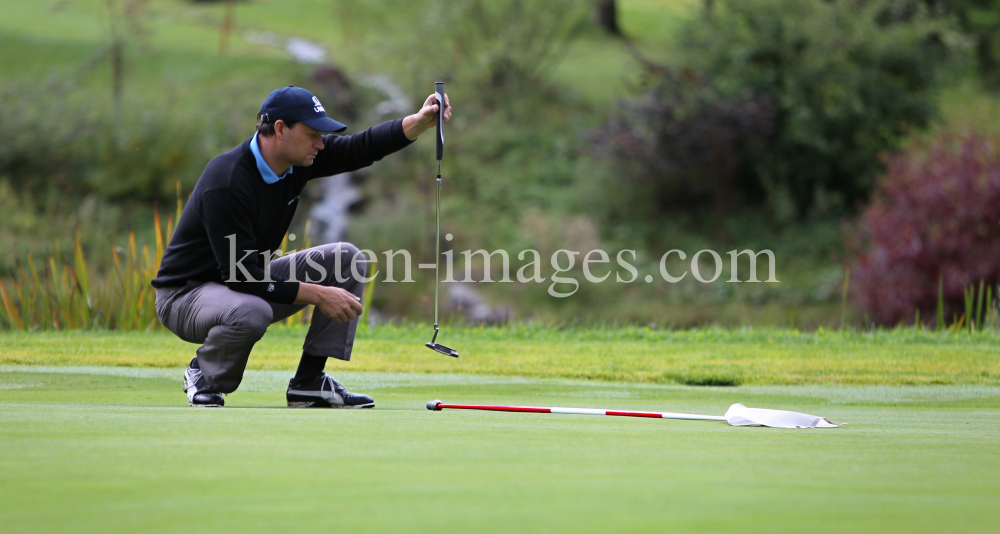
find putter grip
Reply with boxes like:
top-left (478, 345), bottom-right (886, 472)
top-left (435, 81), bottom-right (445, 162)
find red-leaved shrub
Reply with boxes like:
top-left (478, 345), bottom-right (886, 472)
top-left (849, 132), bottom-right (1000, 325)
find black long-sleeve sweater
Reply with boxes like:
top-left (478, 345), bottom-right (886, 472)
top-left (151, 119), bottom-right (413, 304)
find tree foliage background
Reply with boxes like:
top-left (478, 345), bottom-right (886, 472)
top-left (2, 0), bottom-right (999, 327)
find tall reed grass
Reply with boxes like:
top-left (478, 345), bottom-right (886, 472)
top-left (0, 184), bottom-right (375, 332)
top-left (929, 276), bottom-right (998, 333)
top-left (0, 209), bottom-right (172, 331)
top-left (0, 182), bottom-right (190, 332)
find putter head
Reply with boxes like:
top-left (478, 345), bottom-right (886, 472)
top-left (425, 342), bottom-right (459, 358)
top-left (427, 400), bottom-right (443, 411)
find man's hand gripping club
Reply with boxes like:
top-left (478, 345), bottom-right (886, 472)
top-left (402, 92), bottom-right (451, 141)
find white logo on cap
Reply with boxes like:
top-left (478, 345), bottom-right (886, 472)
top-left (312, 96), bottom-right (326, 114)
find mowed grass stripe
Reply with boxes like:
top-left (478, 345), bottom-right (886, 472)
top-left (2, 327), bottom-right (997, 385)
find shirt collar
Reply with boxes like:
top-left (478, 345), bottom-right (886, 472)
top-left (250, 132), bottom-right (293, 184)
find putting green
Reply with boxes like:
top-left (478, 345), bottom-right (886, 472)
top-left (1, 367), bottom-right (998, 533)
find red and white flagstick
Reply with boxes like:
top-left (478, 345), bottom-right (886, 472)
top-left (426, 400), bottom-right (727, 422)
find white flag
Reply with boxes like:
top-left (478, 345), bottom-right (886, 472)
top-left (725, 403), bottom-right (843, 428)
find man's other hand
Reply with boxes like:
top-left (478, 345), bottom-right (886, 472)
top-left (402, 92), bottom-right (451, 141)
top-left (295, 284), bottom-right (363, 323)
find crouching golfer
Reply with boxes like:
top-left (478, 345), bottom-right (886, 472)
top-left (152, 85), bottom-right (451, 407)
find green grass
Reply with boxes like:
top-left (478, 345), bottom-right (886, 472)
top-left (0, 0), bottom-right (701, 109)
top-left (1, 364), bottom-right (998, 533)
top-left (551, 0), bottom-right (701, 104)
top-left (938, 81), bottom-right (1000, 135)
top-left (2, 325), bottom-right (998, 386)
top-left (2, 326), bottom-right (998, 532)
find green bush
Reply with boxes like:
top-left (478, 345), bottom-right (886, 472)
top-left (0, 77), bottom-right (252, 275)
top-left (942, 0), bottom-right (1000, 86)
top-left (606, 0), bottom-right (957, 226)
top-left (0, 78), bottom-right (241, 204)
top-left (693, 0), bottom-right (957, 217)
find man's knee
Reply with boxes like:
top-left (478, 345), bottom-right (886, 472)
top-left (329, 242), bottom-right (366, 279)
top-left (223, 298), bottom-right (272, 338)
top-left (332, 241), bottom-right (361, 258)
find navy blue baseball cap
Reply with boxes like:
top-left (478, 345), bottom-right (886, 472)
top-left (259, 85), bottom-right (347, 133)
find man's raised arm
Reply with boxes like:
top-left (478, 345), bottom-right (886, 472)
top-left (307, 93), bottom-right (452, 178)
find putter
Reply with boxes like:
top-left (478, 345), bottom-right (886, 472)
top-left (426, 81), bottom-right (459, 358)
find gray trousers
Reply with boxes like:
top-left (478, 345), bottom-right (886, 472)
top-left (155, 242), bottom-right (367, 394)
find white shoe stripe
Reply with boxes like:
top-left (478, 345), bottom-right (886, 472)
top-left (288, 389), bottom-right (344, 404)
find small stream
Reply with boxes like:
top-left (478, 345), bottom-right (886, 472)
top-left (306, 172), bottom-right (360, 244)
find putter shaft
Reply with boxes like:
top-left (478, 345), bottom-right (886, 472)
top-left (434, 172), bottom-right (441, 328)
top-left (426, 82), bottom-right (457, 358)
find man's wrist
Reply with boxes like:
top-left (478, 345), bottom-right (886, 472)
top-left (293, 282), bottom-right (320, 305)
top-left (402, 114), bottom-right (430, 141)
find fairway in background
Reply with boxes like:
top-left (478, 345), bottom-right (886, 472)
top-left (2, 325), bottom-right (998, 386)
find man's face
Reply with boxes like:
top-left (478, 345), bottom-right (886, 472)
top-left (277, 121), bottom-right (325, 167)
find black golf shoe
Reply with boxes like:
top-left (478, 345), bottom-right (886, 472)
top-left (183, 363), bottom-right (224, 407)
top-left (287, 374), bottom-right (374, 408)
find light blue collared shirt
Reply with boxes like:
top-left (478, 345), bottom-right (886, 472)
top-left (249, 132), bottom-right (293, 184)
